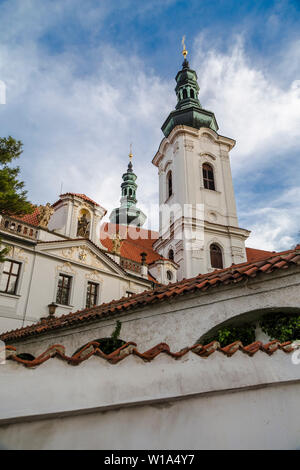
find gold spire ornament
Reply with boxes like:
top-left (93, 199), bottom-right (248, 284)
top-left (129, 143), bottom-right (133, 161)
top-left (182, 36), bottom-right (188, 59)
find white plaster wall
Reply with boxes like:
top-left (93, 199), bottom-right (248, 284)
top-left (0, 350), bottom-right (299, 450)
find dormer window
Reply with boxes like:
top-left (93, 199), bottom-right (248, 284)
top-left (210, 244), bottom-right (223, 269)
top-left (167, 171), bottom-right (173, 198)
top-left (203, 163), bottom-right (215, 190)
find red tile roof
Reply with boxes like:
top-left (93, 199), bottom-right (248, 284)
top-left (3, 339), bottom-right (296, 368)
top-left (100, 223), bottom-right (162, 264)
top-left (14, 206), bottom-right (41, 227)
top-left (1, 246), bottom-right (300, 343)
top-left (53, 193), bottom-right (106, 211)
top-left (246, 247), bottom-right (275, 262)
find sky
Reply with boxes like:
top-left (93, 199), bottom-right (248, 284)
top-left (0, 0), bottom-right (299, 251)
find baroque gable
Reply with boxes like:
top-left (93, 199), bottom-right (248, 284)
top-left (37, 241), bottom-right (124, 276)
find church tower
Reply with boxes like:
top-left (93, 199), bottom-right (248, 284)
top-left (109, 149), bottom-right (147, 227)
top-left (152, 41), bottom-right (250, 281)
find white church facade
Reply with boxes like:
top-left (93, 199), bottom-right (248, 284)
top-left (0, 47), bottom-right (299, 450)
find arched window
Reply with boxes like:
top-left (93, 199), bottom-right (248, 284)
top-left (210, 244), bottom-right (223, 269)
top-left (182, 88), bottom-right (188, 99)
top-left (190, 89), bottom-right (195, 99)
top-left (168, 249), bottom-right (174, 261)
top-left (167, 171), bottom-right (173, 198)
top-left (203, 163), bottom-right (215, 190)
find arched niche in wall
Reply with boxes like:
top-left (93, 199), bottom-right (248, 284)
top-left (77, 208), bottom-right (91, 238)
top-left (195, 307), bottom-right (300, 347)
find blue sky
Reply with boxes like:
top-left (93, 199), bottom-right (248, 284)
top-left (0, 0), bottom-right (299, 251)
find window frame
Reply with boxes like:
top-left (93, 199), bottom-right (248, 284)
top-left (168, 249), bottom-right (174, 261)
top-left (126, 291), bottom-right (135, 297)
top-left (86, 281), bottom-right (99, 309)
top-left (0, 260), bottom-right (22, 295)
top-left (202, 163), bottom-right (216, 191)
top-left (210, 244), bottom-right (223, 269)
top-left (167, 170), bottom-right (173, 199)
top-left (56, 273), bottom-right (72, 306)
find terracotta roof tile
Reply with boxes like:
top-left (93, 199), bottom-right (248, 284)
top-left (14, 206), bottom-right (41, 227)
top-left (100, 223), bottom-right (162, 265)
top-left (246, 247), bottom-right (275, 262)
top-left (1, 246), bottom-right (300, 343)
top-left (4, 339), bottom-right (297, 368)
top-left (53, 193), bottom-right (104, 209)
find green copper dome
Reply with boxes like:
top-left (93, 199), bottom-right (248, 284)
top-left (161, 58), bottom-right (218, 137)
top-left (109, 156), bottom-right (147, 227)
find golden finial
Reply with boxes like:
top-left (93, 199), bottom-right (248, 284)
top-left (129, 143), bottom-right (133, 161)
top-left (182, 35), bottom-right (188, 59)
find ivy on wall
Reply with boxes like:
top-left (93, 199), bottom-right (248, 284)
top-left (199, 312), bottom-right (300, 347)
top-left (92, 320), bottom-right (124, 355)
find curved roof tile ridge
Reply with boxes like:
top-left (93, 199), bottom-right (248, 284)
top-left (4, 339), bottom-right (296, 368)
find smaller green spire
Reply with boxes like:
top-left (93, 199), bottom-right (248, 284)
top-left (175, 58), bottom-right (201, 110)
top-left (109, 149), bottom-right (147, 227)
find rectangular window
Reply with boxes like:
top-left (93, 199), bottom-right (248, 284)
top-left (203, 164), bottom-right (215, 190)
top-left (86, 282), bottom-right (98, 308)
top-left (0, 260), bottom-right (21, 295)
top-left (56, 274), bottom-right (72, 305)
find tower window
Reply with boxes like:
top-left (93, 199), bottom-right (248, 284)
top-left (167, 171), bottom-right (173, 198)
top-left (210, 244), bottom-right (223, 269)
top-left (190, 89), bottom-right (195, 99)
top-left (203, 163), bottom-right (215, 190)
top-left (168, 249), bottom-right (174, 261)
top-left (182, 89), bottom-right (187, 99)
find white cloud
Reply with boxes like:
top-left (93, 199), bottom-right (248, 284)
top-left (0, 40), bottom-right (173, 222)
top-left (193, 35), bottom-right (300, 172)
top-left (0, 5), bottom-right (299, 252)
top-left (240, 187), bottom-right (300, 251)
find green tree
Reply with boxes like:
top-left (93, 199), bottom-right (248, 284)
top-left (0, 136), bottom-right (33, 261)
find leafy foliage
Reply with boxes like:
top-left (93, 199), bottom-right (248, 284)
top-left (0, 136), bottom-right (33, 216)
top-left (0, 136), bottom-right (33, 261)
top-left (260, 312), bottom-right (300, 343)
top-left (199, 312), bottom-right (300, 347)
top-left (97, 320), bottom-right (124, 355)
top-left (202, 322), bottom-right (256, 347)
